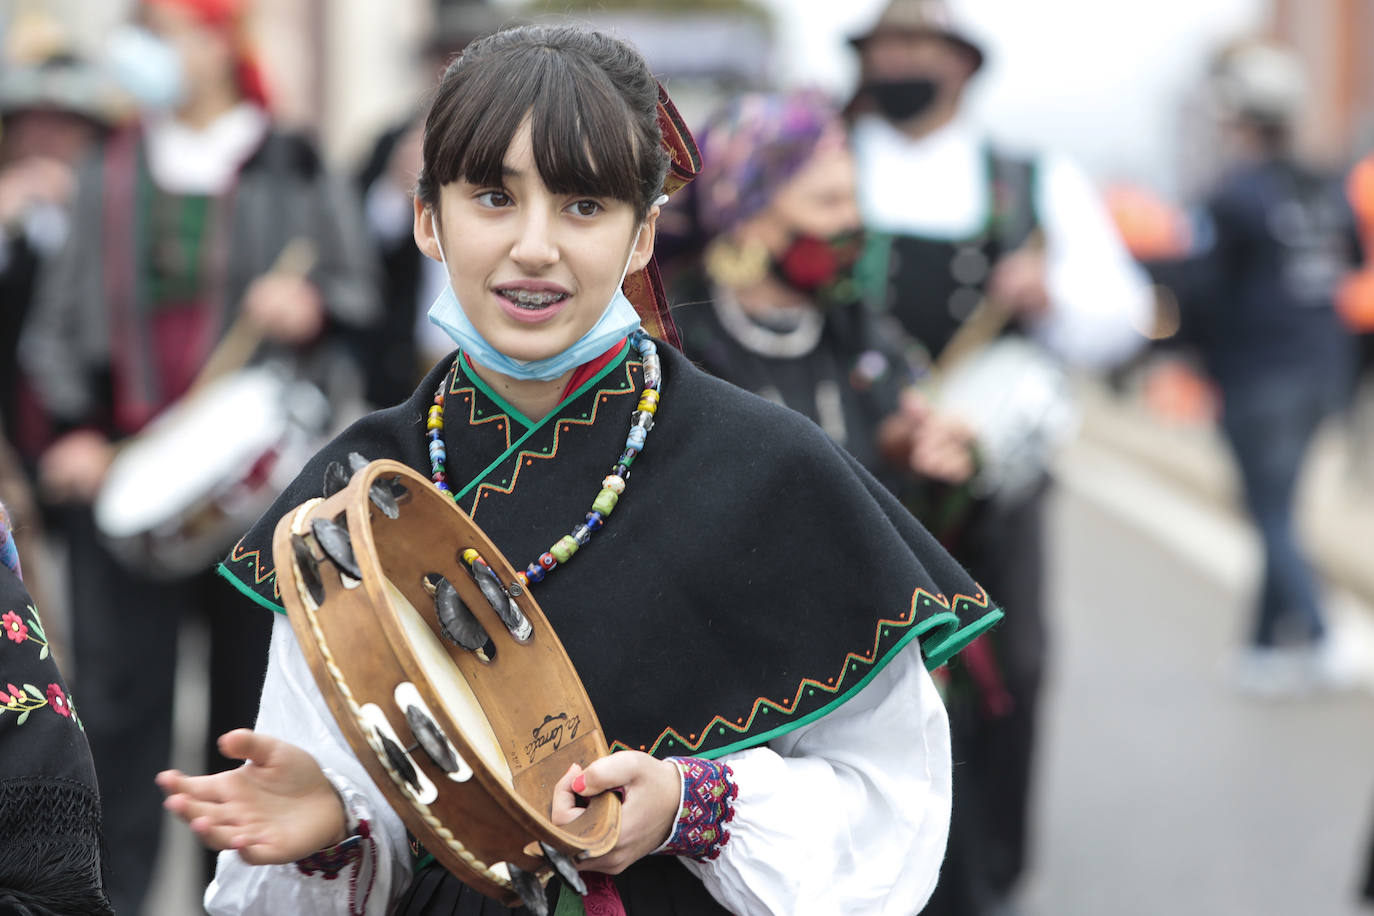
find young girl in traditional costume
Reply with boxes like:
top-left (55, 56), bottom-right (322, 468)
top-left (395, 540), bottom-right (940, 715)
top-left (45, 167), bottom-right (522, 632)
top-left (158, 25), bottom-right (1000, 915)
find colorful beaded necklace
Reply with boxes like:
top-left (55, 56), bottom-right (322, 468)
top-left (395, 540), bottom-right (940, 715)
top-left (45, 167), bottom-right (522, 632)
top-left (426, 330), bottom-right (662, 590)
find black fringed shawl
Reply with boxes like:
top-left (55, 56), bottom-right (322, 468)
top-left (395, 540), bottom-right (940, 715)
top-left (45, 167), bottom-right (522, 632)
top-left (0, 559), bottom-right (112, 914)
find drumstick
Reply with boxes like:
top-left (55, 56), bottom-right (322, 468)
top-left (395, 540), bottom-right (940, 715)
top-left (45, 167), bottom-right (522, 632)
top-left (187, 237), bottom-right (320, 396)
top-left (932, 296), bottom-right (1015, 376)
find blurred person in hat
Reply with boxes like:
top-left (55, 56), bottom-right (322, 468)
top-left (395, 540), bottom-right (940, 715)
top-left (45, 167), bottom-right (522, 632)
top-left (0, 53), bottom-right (118, 439)
top-left (18, 0), bottom-right (379, 910)
top-left (0, 46), bottom-right (120, 625)
top-left (1152, 40), bottom-right (1364, 696)
top-left (846, 1), bottom-right (1152, 912)
top-left (354, 2), bottom-right (519, 409)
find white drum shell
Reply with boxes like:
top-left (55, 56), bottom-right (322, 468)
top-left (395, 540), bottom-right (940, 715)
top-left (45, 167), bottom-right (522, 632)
top-left (94, 367), bottom-right (330, 578)
top-left (937, 338), bottom-right (1079, 505)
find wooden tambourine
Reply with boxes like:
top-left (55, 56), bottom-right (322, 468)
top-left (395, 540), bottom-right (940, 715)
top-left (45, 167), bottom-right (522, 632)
top-left (271, 458), bottom-right (620, 912)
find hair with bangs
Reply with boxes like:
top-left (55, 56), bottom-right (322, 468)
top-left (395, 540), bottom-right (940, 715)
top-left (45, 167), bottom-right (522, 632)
top-left (415, 25), bottom-right (668, 220)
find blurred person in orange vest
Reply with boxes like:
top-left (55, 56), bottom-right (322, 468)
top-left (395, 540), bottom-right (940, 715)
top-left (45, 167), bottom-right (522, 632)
top-left (846, 2), bottom-right (1151, 912)
top-left (1158, 41), bottom-right (1363, 695)
top-left (18, 0), bottom-right (378, 911)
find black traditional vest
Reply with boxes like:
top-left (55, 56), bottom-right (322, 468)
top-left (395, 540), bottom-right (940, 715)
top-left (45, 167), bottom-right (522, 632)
top-left (857, 148), bottom-right (1040, 360)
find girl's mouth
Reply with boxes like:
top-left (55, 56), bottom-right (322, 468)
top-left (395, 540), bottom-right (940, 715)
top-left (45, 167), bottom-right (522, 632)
top-left (496, 289), bottom-right (570, 310)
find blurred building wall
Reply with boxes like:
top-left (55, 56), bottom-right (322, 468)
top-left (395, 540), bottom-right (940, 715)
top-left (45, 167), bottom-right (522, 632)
top-left (1272, 0), bottom-right (1374, 160)
top-left (257, 0), bottom-right (432, 168)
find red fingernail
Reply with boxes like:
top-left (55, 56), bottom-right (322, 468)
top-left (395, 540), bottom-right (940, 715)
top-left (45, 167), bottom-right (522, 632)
top-left (572, 774), bottom-right (586, 794)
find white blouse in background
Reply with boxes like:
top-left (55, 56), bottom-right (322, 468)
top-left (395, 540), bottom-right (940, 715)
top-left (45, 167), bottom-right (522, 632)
top-left (852, 114), bottom-right (1153, 370)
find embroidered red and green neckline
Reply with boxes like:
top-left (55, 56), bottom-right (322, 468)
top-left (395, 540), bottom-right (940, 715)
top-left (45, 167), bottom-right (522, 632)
top-left (427, 330), bottom-right (662, 591)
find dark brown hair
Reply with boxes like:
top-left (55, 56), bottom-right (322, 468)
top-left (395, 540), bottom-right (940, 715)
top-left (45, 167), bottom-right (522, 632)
top-left (415, 25), bottom-right (668, 220)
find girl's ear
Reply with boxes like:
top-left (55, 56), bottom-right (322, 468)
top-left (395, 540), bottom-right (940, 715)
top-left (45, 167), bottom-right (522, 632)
top-left (625, 203), bottom-right (661, 275)
top-left (413, 197), bottom-right (443, 262)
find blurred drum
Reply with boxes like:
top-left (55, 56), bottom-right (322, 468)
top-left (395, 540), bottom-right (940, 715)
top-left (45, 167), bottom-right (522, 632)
top-left (936, 336), bottom-right (1078, 506)
top-left (94, 365), bottom-right (331, 579)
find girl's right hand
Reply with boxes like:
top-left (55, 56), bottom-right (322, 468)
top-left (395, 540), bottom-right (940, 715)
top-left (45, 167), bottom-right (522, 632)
top-left (156, 729), bottom-right (349, 865)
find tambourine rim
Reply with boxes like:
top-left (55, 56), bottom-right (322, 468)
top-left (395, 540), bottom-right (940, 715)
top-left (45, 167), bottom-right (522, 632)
top-left (274, 460), bottom-right (620, 896)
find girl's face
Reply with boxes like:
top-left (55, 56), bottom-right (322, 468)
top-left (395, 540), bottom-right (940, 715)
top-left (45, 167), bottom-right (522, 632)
top-left (413, 119), bottom-right (658, 366)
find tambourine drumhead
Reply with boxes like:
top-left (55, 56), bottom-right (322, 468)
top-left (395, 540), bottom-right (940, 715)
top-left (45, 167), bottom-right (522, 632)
top-left (95, 368), bottom-right (288, 537)
top-left (386, 578), bottom-right (512, 784)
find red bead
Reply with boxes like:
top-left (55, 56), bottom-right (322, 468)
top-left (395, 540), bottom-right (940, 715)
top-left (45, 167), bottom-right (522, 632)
top-left (538, 552), bottom-right (557, 570)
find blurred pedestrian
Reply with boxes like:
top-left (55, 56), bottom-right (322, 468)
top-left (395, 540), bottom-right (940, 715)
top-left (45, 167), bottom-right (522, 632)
top-left (1163, 41), bottom-right (1362, 694)
top-left (845, 1), bottom-right (1151, 912)
top-left (0, 49), bottom-right (119, 456)
top-left (354, 2), bottom-right (516, 408)
top-left (0, 45), bottom-right (118, 644)
top-left (0, 499), bottom-right (114, 915)
top-left (671, 88), bottom-right (978, 491)
top-left (19, 0), bottom-right (379, 911)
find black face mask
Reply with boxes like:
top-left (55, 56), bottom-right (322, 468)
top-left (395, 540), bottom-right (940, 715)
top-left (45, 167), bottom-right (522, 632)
top-left (863, 77), bottom-right (941, 123)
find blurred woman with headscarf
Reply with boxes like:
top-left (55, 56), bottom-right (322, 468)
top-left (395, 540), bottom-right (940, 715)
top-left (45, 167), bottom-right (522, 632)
top-left (670, 89), bottom-right (977, 491)
top-left (19, 1), bottom-right (378, 910)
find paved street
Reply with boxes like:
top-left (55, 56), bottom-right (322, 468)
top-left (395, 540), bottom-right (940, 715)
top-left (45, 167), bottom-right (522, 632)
top-left (143, 436), bottom-right (1374, 915)
top-left (1021, 441), bottom-right (1374, 916)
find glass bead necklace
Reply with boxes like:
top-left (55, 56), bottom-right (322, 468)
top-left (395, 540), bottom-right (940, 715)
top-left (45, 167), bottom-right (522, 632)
top-left (427, 330), bottom-right (662, 589)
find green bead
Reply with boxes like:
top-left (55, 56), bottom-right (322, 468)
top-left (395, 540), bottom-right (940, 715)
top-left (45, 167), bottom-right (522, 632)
top-left (550, 536), bottom-right (578, 563)
top-left (592, 488), bottom-right (620, 516)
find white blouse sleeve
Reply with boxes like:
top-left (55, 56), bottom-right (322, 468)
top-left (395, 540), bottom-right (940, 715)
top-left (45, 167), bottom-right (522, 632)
top-left (204, 613), bottom-right (413, 916)
top-left (1032, 153), bottom-right (1153, 369)
top-left (679, 641), bottom-right (953, 915)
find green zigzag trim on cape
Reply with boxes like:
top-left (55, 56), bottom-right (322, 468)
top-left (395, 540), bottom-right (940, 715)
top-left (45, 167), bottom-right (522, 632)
top-left (218, 561), bottom-right (286, 614)
top-left (223, 536), bottom-right (282, 608)
top-left (608, 587), bottom-right (1000, 760)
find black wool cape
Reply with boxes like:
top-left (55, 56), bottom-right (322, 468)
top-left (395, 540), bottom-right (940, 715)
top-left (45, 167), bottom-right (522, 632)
top-left (219, 339), bottom-right (1001, 912)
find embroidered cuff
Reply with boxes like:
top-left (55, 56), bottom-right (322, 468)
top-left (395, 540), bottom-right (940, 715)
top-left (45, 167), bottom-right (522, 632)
top-left (295, 826), bottom-right (370, 879)
top-left (295, 769), bottom-right (377, 888)
top-left (656, 757), bottom-right (738, 861)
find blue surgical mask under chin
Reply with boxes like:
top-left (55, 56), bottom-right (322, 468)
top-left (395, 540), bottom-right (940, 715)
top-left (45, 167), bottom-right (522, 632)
top-left (426, 214), bottom-right (645, 382)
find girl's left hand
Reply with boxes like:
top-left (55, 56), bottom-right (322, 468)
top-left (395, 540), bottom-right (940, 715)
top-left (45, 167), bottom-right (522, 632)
top-left (550, 752), bottom-right (681, 874)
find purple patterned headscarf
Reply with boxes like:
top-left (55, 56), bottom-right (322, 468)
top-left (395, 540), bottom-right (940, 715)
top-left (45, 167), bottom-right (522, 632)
top-left (694, 90), bottom-right (846, 236)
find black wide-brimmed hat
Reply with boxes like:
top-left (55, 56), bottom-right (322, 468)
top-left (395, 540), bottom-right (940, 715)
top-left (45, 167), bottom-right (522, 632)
top-left (848, 0), bottom-right (985, 72)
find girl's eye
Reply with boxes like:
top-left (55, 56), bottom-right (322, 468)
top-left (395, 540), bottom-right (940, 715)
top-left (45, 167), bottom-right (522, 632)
top-left (570, 200), bottom-right (602, 217)
top-left (477, 190), bottom-right (512, 208)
